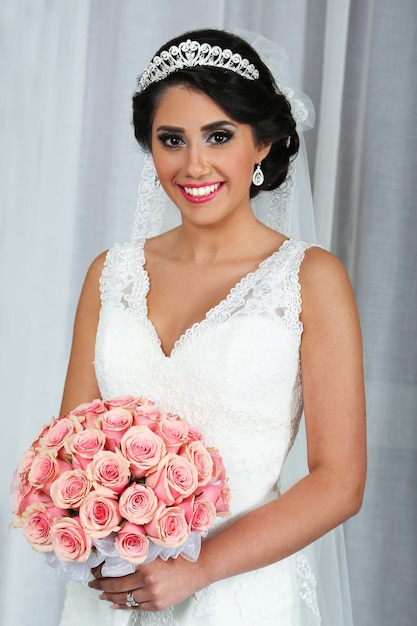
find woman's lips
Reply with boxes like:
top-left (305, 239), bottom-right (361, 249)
top-left (178, 182), bottom-right (224, 204)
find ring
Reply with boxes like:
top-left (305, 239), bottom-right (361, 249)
top-left (126, 591), bottom-right (141, 608)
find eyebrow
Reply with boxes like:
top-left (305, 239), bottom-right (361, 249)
top-left (155, 120), bottom-right (237, 133)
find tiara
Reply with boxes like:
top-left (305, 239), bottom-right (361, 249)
top-left (139, 39), bottom-right (260, 89)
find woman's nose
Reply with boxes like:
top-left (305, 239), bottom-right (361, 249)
top-left (184, 144), bottom-right (210, 178)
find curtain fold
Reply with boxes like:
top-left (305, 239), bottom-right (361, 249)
top-left (0, 1), bottom-right (92, 625)
top-left (333, 2), bottom-right (417, 625)
top-left (312, 0), bottom-right (351, 248)
top-left (1, 1), bottom-right (416, 625)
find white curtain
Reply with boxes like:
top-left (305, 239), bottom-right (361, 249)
top-left (332, 2), bottom-right (417, 624)
top-left (1, 1), bottom-right (415, 625)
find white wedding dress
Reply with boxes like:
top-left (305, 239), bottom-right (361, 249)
top-left (59, 236), bottom-right (322, 626)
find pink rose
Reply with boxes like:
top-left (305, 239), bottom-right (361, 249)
top-left (180, 441), bottom-right (214, 486)
top-left (215, 482), bottom-right (232, 517)
top-left (155, 416), bottom-right (189, 453)
top-left (105, 395), bottom-right (142, 411)
top-left (10, 471), bottom-right (26, 523)
top-left (69, 400), bottom-right (107, 428)
top-left (50, 516), bottom-right (92, 562)
top-left (67, 428), bottom-right (107, 470)
top-left (11, 479), bottom-right (51, 523)
top-left (87, 450), bottom-right (130, 494)
top-left (33, 422), bottom-right (52, 448)
top-left (190, 499), bottom-right (216, 534)
top-left (28, 451), bottom-right (70, 490)
top-left (120, 426), bottom-right (166, 479)
top-left (176, 495), bottom-right (194, 524)
top-left (145, 453), bottom-right (198, 506)
top-left (79, 490), bottom-right (121, 538)
top-left (17, 448), bottom-right (36, 475)
top-left (144, 505), bottom-right (190, 547)
top-left (22, 502), bottom-right (65, 552)
top-left (114, 521), bottom-right (149, 564)
top-left (50, 468), bottom-right (92, 509)
top-left (208, 448), bottom-right (227, 482)
top-left (176, 495), bottom-right (217, 533)
top-left (132, 401), bottom-right (162, 428)
top-left (10, 468), bottom-right (22, 493)
top-left (187, 424), bottom-right (204, 443)
top-left (40, 417), bottom-right (82, 451)
top-left (99, 408), bottom-right (133, 450)
top-left (23, 505), bottom-right (53, 551)
top-left (118, 483), bottom-right (158, 525)
top-left (198, 482), bottom-right (231, 517)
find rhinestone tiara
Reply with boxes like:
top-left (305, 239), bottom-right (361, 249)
top-left (139, 39), bottom-right (260, 90)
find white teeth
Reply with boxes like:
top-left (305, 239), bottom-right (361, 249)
top-left (183, 183), bottom-right (221, 197)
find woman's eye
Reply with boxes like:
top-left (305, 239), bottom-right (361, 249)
top-left (157, 134), bottom-right (184, 147)
top-left (207, 130), bottom-right (233, 145)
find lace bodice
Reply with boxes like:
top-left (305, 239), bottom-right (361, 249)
top-left (96, 239), bottom-right (310, 506)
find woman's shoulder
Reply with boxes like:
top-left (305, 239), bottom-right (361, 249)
top-left (88, 249), bottom-right (109, 275)
top-left (78, 250), bottom-right (109, 293)
top-left (298, 244), bottom-right (357, 325)
top-left (299, 244), bottom-right (351, 288)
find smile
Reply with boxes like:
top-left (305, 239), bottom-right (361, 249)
top-left (179, 182), bottom-right (224, 203)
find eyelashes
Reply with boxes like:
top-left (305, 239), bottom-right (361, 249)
top-left (156, 133), bottom-right (184, 147)
top-left (205, 130), bottom-right (234, 145)
top-left (156, 129), bottom-right (234, 148)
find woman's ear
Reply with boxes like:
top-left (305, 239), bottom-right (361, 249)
top-left (257, 142), bottom-right (272, 163)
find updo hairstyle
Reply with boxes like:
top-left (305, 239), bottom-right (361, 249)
top-left (132, 29), bottom-right (299, 198)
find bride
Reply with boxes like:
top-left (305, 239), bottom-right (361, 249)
top-left (58, 28), bottom-right (366, 626)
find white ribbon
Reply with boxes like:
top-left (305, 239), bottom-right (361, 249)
top-left (44, 532), bottom-right (202, 584)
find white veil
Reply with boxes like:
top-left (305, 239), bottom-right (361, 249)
top-left (131, 30), bottom-right (354, 626)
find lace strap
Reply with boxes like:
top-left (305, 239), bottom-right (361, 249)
top-left (278, 239), bottom-right (317, 338)
top-left (99, 240), bottom-right (146, 309)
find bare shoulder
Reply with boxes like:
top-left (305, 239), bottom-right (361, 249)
top-left (80, 250), bottom-right (108, 296)
top-left (87, 249), bottom-right (108, 280)
top-left (298, 246), bottom-right (359, 328)
top-left (70, 250), bottom-right (109, 324)
top-left (300, 245), bottom-right (350, 286)
top-left (299, 245), bottom-right (354, 299)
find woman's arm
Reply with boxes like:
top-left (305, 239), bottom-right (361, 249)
top-left (60, 252), bottom-right (107, 415)
top-left (89, 246), bottom-right (366, 611)
top-left (299, 245), bottom-right (367, 516)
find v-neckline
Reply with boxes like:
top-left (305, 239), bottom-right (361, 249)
top-left (139, 238), bottom-right (291, 359)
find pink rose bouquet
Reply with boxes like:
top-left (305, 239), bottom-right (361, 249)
top-left (11, 396), bottom-right (230, 583)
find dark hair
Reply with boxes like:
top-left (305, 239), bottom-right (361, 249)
top-left (132, 29), bottom-right (299, 198)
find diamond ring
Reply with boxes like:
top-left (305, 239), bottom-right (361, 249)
top-left (126, 591), bottom-right (141, 608)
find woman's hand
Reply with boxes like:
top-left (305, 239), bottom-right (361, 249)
top-left (89, 555), bottom-right (202, 612)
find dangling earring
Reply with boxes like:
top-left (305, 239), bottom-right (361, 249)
top-left (154, 173), bottom-right (160, 188)
top-left (252, 162), bottom-right (264, 186)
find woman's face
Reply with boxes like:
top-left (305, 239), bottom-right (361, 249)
top-left (150, 85), bottom-right (270, 229)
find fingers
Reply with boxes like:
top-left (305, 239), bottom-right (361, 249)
top-left (89, 558), bottom-right (190, 612)
top-left (102, 588), bottom-right (147, 610)
top-left (89, 571), bottom-right (143, 594)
